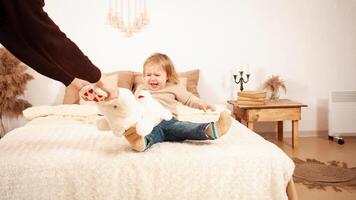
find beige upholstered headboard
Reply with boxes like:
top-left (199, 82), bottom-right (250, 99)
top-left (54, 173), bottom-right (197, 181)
top-left (63, 69), bottom-right (200, 104)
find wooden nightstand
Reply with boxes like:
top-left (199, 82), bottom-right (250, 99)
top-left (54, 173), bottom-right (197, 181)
top-left (227, 99), bottom-right (307, 148)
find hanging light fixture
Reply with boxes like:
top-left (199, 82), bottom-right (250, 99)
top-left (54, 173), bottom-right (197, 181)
top-left (107, 0), bottom-right (149, 37)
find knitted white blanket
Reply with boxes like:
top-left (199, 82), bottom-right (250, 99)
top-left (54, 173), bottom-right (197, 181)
top-left (0, 105), bottom-right (294, 200)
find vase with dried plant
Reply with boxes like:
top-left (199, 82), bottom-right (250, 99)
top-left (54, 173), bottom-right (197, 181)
top-left (0, 48), bottom-right (33, 138)
top-left (263, 75), bottom-right (287, 100)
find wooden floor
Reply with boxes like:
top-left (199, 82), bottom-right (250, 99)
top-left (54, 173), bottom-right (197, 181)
top-left (261, 133), bottom-right (356, 200)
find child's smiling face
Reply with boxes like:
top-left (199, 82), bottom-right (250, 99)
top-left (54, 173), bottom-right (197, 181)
top-left (143, 64), bottom-right (168, 91)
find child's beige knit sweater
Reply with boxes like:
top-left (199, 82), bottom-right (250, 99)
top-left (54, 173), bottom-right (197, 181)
top-left (135, 82), bottom-right (202, 116)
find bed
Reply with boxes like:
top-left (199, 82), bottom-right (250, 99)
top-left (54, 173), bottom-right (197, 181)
top-left (0, 70), bottom-right (297, 199)
top-left (0, 103), bottom-right (296, 200)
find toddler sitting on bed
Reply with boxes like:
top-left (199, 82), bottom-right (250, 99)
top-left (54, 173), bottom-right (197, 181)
top-left (124, 53), bottom-right (232, 152)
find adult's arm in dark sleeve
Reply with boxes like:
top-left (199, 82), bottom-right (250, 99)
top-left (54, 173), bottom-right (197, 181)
top-left (0, 27), bottom-right (75, 85)
top-left (0, 0), bottom-right (101, 86)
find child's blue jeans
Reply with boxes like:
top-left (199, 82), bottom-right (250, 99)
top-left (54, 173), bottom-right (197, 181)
top-left (144, 118), bottom-right (211, 150)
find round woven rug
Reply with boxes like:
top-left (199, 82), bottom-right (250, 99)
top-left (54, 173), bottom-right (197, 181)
top-left (293, 158), bottom-right (356, 191)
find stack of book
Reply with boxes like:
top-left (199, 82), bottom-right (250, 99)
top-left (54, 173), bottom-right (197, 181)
top-left (237, 91), bottom-right (267, 105)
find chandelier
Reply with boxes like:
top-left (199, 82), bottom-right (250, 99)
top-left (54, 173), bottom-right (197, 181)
top-left (107, 0), bottom-right (149, 37)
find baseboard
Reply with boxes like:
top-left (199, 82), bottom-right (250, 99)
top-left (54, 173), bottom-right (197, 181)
top-left (259, 130), bottom-right (328, 138)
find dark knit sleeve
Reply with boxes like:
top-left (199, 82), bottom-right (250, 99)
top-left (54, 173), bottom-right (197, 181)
top-left (0, 0), bottom-right (101, 86)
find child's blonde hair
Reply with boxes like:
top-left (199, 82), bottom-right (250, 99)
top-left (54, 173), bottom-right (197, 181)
top-left (143, 53), bottom-right (179, 84)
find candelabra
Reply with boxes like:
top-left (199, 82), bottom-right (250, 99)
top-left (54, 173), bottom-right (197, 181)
top-left (233, 71), bottom-right (250, 91)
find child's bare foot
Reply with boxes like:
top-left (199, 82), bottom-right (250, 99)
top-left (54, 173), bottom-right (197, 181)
top-left (123, 127), bottom-right (146, 152)
top-left (206, 111), bottom-right (232, 139)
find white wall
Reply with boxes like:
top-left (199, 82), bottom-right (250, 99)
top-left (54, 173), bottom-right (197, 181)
top-left (2, 0), bottom-right (356, 134)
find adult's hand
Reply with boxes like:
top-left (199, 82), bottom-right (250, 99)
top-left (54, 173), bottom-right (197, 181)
top-left (70, 78), bottom-right (89, 90)
top-left (95, 73), bottom-right (118, 100)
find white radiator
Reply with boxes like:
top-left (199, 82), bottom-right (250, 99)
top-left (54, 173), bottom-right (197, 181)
top-left (328, 91), bottom-right (356, 137)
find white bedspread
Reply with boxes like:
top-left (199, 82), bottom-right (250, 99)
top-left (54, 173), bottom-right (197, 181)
top-left (0, 105), bottom-right (294, 200)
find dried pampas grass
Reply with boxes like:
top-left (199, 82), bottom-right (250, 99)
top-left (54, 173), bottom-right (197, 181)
top-left (0, 48), bottom-right (34, 137)
top-left (263, 75), bottom-right (287, 100)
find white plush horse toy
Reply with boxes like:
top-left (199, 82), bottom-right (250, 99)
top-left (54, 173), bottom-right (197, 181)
top-left (96, 88), bottom-right (172, 137)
